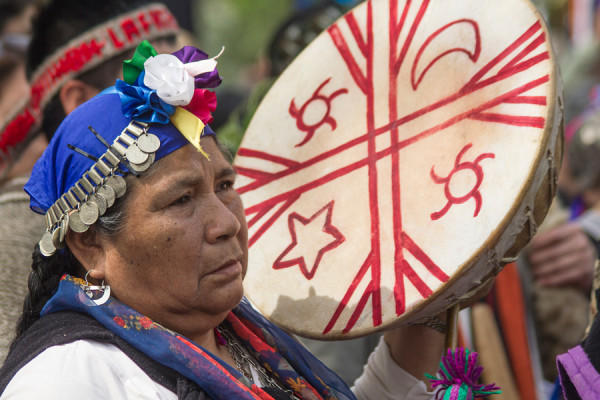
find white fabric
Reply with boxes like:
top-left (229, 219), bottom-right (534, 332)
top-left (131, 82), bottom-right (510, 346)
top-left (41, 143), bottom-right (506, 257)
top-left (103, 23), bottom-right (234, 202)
top-left (144, 54), bottom-right (194, 106)
top-left (1, 340), bottom-right (176, 399)
top-left (2, 337), bottom-right (434, 399)
top-left (352, 337), bottom-right (434, 400)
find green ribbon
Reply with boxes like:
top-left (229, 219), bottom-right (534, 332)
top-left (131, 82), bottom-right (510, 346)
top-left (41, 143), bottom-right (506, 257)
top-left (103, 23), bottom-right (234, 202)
top-left (123, 40), bottom-right (157, 84)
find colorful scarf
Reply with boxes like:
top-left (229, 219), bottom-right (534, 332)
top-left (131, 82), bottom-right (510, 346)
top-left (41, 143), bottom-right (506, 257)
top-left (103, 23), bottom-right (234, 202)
top-left (41, 275), bottom-right (356, 400)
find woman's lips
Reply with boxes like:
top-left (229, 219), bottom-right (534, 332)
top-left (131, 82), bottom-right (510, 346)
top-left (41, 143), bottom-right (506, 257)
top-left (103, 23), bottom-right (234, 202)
top-left (210, 259), bottom-right (242, 277)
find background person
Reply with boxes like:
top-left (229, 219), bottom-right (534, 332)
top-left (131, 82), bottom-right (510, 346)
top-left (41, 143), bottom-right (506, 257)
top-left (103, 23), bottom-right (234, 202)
top-left (0, 0), bottom-right (180, 362)
top-left (0, 0), bottom-right (38, 130)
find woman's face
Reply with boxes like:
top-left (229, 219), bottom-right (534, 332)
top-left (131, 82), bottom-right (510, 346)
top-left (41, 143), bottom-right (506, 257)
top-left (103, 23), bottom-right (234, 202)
top-left (99, 138), bottom-right (248, 338)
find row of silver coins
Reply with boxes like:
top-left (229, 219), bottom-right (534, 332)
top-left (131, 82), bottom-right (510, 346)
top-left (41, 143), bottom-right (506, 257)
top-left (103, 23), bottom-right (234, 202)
top-left (39, 120), bottom-right (161, 256)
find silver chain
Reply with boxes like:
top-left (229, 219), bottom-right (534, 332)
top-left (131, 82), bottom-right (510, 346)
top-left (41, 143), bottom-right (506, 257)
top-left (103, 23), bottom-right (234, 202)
top-left (217, 326), bottom-right (301, 400)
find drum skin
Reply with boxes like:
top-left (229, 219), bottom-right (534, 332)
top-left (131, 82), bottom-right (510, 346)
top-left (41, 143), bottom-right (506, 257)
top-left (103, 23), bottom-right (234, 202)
top-left (235, 0), bottom-right (562, 339)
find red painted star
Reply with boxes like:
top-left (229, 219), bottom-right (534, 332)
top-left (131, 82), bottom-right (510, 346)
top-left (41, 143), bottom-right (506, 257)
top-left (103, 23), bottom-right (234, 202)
top-left (273, 201), bottom-right (345, 280)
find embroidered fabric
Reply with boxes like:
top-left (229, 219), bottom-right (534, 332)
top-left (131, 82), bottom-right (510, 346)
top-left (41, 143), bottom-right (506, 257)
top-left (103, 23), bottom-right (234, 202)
top-left (39, 275), bottom-right (356, 400)
top-left (218, 325), bottom-right (300, 400)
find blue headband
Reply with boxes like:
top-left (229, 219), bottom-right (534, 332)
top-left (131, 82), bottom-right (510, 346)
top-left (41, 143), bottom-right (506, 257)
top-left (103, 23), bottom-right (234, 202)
top-left (25, 42), bottom-right (222, 256)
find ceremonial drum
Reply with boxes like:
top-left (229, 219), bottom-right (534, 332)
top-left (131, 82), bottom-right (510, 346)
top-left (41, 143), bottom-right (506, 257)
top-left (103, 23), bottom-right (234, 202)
top-left (236, 0), bottom-right (562, 339)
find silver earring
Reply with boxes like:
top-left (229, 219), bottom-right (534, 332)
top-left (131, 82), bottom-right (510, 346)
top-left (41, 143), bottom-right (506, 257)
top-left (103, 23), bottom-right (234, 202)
top-left (83, 269), bottom-right (111, 305)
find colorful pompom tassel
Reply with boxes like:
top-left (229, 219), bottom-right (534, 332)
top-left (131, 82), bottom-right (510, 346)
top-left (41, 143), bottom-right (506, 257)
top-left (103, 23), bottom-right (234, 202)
top-left (426, 347), bottom-right (501, 400)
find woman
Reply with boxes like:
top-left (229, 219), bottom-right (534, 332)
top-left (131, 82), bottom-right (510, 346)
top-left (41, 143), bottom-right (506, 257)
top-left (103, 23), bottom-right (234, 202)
top-left (0, 41), bottom-right (446, 399)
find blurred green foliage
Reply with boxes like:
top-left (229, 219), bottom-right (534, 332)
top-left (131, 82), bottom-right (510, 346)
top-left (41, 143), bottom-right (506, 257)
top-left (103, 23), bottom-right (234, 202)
top-left (194, 0), bottom-right (293, 90)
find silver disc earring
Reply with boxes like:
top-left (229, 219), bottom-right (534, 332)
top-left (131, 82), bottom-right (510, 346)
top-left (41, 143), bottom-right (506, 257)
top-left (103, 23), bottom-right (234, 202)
top-left (83, 269), bottom-right (111, 305)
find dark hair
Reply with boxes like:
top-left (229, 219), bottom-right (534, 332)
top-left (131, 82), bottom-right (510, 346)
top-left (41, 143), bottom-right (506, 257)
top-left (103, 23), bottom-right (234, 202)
top-left (268, 2), bottom-right (345, 77)
top-left (0, 0), bottom-right (38, 33)
top-left (14, 180), bottom-right (131, 340)
top-left (38, 56), bottom-right (125, 143)
top-left (568, 111), bottom-right (600, 193)
top-left (27, 0), bottom-right (175, 141)
top-left (26, 0), bottom-right (153, 78)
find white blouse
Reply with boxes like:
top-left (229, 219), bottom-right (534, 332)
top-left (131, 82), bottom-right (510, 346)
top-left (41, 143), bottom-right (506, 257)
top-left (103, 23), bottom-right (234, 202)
top-left (1, 337), bottom-right (433, 399)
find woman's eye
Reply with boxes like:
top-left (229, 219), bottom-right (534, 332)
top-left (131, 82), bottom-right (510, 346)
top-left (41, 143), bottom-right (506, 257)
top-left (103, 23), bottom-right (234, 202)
top-left (217, 180), bottom-right (234, 192)
top-left (172, 195), bottom-right (192, 206)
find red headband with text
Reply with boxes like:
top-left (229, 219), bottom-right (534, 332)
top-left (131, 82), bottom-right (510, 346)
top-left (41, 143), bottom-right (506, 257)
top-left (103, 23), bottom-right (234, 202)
top-left (0, 2), bottom-right (179, 157)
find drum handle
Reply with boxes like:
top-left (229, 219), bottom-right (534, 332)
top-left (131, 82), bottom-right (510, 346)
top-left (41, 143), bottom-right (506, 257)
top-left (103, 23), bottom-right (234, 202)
top-left (445, 304), bottom-right (460, 350)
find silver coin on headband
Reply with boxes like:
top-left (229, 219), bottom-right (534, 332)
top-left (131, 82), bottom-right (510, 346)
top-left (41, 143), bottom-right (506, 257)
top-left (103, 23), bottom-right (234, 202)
top-left (69, 210), bottom-right (89, 233)
top-left (52, 218), bottom-right (67, 250)
top-left (97, 185), bottom-right (116, 207)
top-left (105, 175), bottom-right (126, 198)
top-left (126, 144), bottom-right (149, 165)
top-left (89, 193), bottom-right (107, 215)
top-left (40, 231), bottom-right (56, 257)
top-left (79, 201), bottom-right (99, 225)
top-left (137, 133), bottom-right (160, 153)
top-left (130, 152), bottom-right (155, 173)
top-left (59, 216), bottom-right (68, 243)
top-left (51, 226), bottom-right (61, 250)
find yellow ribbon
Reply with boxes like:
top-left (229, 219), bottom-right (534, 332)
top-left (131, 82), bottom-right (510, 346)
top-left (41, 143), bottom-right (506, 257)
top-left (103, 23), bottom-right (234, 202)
top-left (170, 107), bottom-right (210, 160)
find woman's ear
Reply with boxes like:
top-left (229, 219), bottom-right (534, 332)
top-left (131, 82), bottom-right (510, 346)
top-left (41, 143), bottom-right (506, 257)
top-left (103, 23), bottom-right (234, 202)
top-left (65, 227), bottom-right (107, 281)
top-left (59, 80), bottom-right (101, 115)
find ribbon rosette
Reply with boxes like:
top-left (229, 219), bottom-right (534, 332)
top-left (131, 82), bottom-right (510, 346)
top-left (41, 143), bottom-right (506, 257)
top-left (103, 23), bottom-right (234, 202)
top-left (172, 46), bottom-right (222, 89)
top-left (116, 40), bottom-right (222, 153)
top-left (186, 89), bottom-right (217, 125)
top-left (143, 54), bottom-right (195, 106)
top-left (115, 78), bottom-right (175, 124)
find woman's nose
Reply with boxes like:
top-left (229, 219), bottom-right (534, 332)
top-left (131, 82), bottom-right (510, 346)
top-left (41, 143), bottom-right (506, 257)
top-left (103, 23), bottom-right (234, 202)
top-left (204, 194), bottom-right (241, 243)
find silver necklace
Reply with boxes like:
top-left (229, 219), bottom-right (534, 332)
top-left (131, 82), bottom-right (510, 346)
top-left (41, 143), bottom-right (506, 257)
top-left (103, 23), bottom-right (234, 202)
top-left (217, 325), bottom-right (301, 400)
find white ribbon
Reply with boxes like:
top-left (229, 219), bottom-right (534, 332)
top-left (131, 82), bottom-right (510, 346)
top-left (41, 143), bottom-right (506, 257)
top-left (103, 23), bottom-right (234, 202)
top-left (184, 46), bottom-right (225, 76)
top-left (144, 54), bottom-right (195, 106)
top-left (143, 47), bottom-right (225, 107)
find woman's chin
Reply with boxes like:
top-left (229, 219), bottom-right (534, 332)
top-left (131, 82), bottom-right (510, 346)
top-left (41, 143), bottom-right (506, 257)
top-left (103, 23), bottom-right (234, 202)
top-left (206, 282), bottom-right (245, 315)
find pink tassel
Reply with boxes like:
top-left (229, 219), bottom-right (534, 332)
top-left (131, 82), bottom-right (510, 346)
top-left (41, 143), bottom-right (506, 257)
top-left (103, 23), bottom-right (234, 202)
top-left (426, 347), bottom-right (501, 400)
